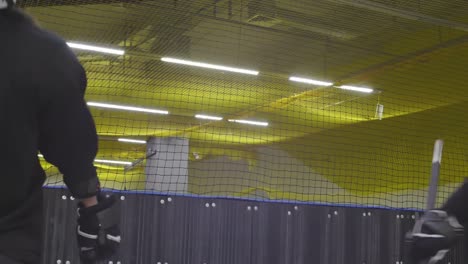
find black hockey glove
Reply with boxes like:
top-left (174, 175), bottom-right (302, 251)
top-left (77, 193), bottom-right (121, 263)
top-left (406, 210), bottom-right (464, 264)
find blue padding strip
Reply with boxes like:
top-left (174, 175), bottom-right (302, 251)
top-left (43, 185), bottom-right (424, 212)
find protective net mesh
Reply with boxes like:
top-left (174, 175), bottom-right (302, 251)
top-left (26, 0), bottom-right (468, 209)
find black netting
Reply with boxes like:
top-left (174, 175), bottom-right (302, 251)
top-left (25, 0), bottom-right (468, 209)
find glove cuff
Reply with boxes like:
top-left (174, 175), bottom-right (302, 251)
top-left (427, 210), bottom-right (464, 232)
top-left (78, 193), bottom-right (116, 216)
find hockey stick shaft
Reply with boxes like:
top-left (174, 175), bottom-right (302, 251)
top-left (426, 139), bottom-right (444, 210)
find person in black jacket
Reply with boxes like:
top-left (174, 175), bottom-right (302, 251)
top-left (0, 1), bottom-right (120, 263)
top-left (406, 181), bottom-right (468, 263)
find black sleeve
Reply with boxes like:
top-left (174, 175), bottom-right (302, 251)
top-left (442, 179), bottom-right (468, 224)
top-left (37, 37), bottom-right (99, 199)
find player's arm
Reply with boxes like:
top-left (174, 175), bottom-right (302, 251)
top-left (36, 39), bottom-right (99, 200)
top-left (36, 37), bottom-right (120, 262)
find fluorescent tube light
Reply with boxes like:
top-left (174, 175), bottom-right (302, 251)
top-left (195, 114), bottom-right (223, 121)
top-left (289, 76), bottom-right (333, 86)
top-left (87, 102), bottom-right (169, 115)
top-left (228, 119), bottom-right (269, 127)
top-left (118, 138), bottom-right (147, 144)
top-left (161, 57), bottom-right (259, 75)
top-left (338, 85), bottom-right (374, 93)
top-left (38, 154), bottom-right (131, 166)
top-left (94, 159), bottom-right (133, 165)
top-left (67, 42), bottom-right (125, 55)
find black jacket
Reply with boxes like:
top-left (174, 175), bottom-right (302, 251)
top-left (0, 8), bottom-right (99, 263)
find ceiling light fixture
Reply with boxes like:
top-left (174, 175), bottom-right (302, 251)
top-left (289, 76), bottom-right (333, 86)
top-left (118, 138), bottom-right (147, 144)
top-left (338, 85), bottom-right (374, 93)
top-left (38, 154), bottom-right (131, 166)
top-left (94, 159), bottom-right (133, 165)
top-left (161, 57), bottom-right (259, 75)
top-left (87, 102), bottom-right (169, 115)
top-left (67, 42), bottom-right (125, 55)
top-left (195, 114), bottom-right (223, 121)
top-left (228, 119), bottom-right (269, 127)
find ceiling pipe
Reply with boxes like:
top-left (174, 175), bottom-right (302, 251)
top-left (326, 0), bottom-right (468, 32)
top-left (276, 15), bottom-right (355, 39)
top-left (20, 0), bottom-right (137, 7)
top-left (246, 0), bottom-right (355, 39)
top-left (336, 33), bottom-right (468, 83)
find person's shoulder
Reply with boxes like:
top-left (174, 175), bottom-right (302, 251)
top-left (26, 26), bottom-right (81, 72)
top-left (31, 27), bottom-right (71, 54)
top-left (2, 8), bottom-right (69, 52)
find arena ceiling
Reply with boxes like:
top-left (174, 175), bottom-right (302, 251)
top-left (24, 0), bottom-right (468, 195)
